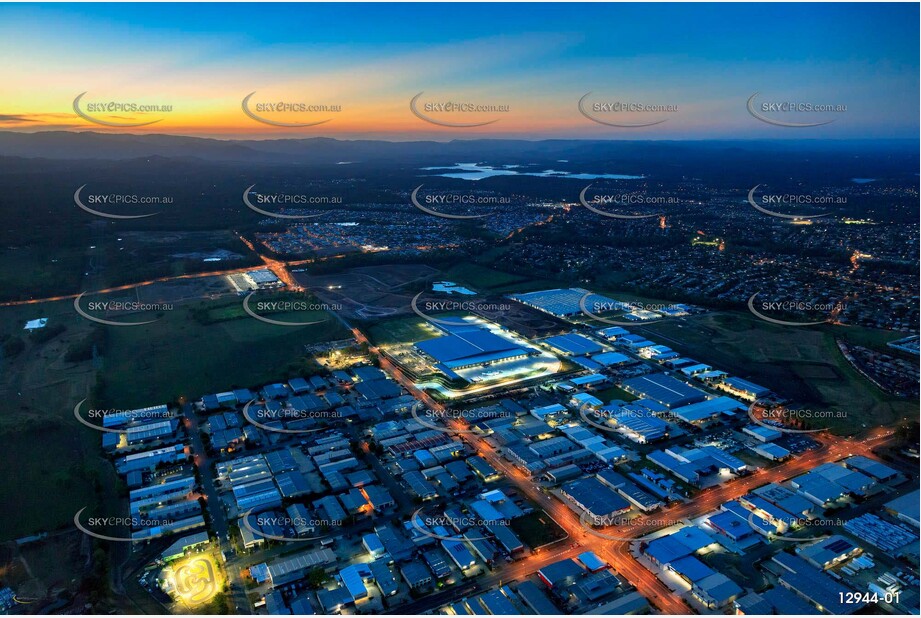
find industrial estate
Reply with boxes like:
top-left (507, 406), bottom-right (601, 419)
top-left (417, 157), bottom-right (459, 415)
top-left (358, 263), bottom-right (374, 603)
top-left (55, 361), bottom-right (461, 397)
top-left (0, 3), bottom-right (918, 617)
top-left (32, 278), bottom-right (916, 616)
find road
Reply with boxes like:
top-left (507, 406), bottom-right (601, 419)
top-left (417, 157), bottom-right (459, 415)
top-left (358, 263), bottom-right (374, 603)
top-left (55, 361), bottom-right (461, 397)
top-left (0, 235), bottom-right (332, 308)
top-left (184, 404), bottom-right (252, 614)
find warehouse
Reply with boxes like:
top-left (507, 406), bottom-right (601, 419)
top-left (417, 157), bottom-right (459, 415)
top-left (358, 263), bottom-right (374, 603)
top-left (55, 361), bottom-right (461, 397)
top-left (487, 522), bottom-right (525, 555)
top-left (596, 326), bottom-right (630, 340)
top-left (797, 535), bottom-right (861, 570)
top-left (679, 363), bottom-right (712, 377)
top-left (131, 514), bottom-right (206, 542)
top-left (159, 531), bottom-right (209, 563)
top-left (753, 443), bottom-right (791, 461)
top-left (706, 510), bottom-right (755, 542)
top-left (530, 403), bottom-right (567, 421)
top-left (571, 393), bottom-right (603, 410)
top-left (515, 581), bottom-right (557, 614)
top-left (530, 436), bottom-right (578, 458)
top-left (339, 564), bottom-right (370, 601)
top-left (369, 560), bottom-right (398, 597)
top-left (743, 424), bottom-right (782, 442)
top-left (313, 495), bottom-right (347, 523)
top-left (103, 404), bottom-right (170, 428)
top-left (791, 462), bottom-right (876, 504)
top-left (508, 288), bottom-right (617, 318)
top-left (622, 374), bottom-right (707, 408)
top-left (638, 344), bottom-right (673, 359)
top-left (570, 373), bottom-right (608, 388)
top-left (600, 404), bottom-right (669, 443)
top-left (404, 471), bottom-right (438, 499)
top-left (644, 526), bottom-right (718, 567)
top-left (717, 377), bottom-right (772, 402)
top-left (423, 547), bottom-right (452, 578)
top-left (129, 476), bottom-right (195, 508)
top-left (543, 333), bottom-right (604, 356)
top-left (843, 456), bottom-right (899, 482)
top-left (364, 485), bottom-right (395, 512)
top-left (561, 477), bottom-right (630, 520)
top-left (400, 562), bottom-right (433, 590)
top-left (669, 555), bottom-right (716, 584)
top-left (475, 590), bottom-right (519, 615)
top-left (692, 572), bottom-right (743, 609)
top-left (591, 351), bottom-right (631, 366)
top-left (751, 484), bottom-right (818, 518)
top-left (442, 538), bottom-right (476, 570)
top-left (596, 469), bottom-right (663, 512)
top-left (467, 456), bottom-right (500, 481)
top-left (671, 397), bottom-right (744, 424)
top-left (415, 323), bottom-right (533, 372)
top-left (646, 450), bottom-right (702, 485)
top-left (125, 418), bottom-right (179, 446)
top-left (738, 495), bottom-right (799, 529)
top-left (885, 490), bottom-right (920, 528)
top-left (249, 548), bottom-right (337, 587)
top-left (116, 444), bottom-right (186, 475)
top-left (547, 464), bottom-right (583, 484)
top-left (286, 504), bottom-right (315, 537)
top-left (469, 537), bottom-right (499, 565)
top-left (233, 479), bottom-right (283, 512)
top-left (771, 553), bottom-right (864, 614)
top-left (538, 558), bottom-right (586, 588)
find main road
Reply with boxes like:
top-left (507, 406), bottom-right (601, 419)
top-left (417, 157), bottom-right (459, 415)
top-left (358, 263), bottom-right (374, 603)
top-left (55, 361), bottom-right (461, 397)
top-left (184, 404), bottom-right (252, 614)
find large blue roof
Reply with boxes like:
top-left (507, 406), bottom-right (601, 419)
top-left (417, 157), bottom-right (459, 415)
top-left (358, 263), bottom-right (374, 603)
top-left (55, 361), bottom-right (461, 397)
top-left (416, 328), bottom-right (526, 365)
top-left (622, 374), bottom-right (707, 408)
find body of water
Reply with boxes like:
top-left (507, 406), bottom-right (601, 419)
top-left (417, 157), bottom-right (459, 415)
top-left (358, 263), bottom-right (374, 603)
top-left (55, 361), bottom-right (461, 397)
top-left (421, 162), bottom-right (644, 181)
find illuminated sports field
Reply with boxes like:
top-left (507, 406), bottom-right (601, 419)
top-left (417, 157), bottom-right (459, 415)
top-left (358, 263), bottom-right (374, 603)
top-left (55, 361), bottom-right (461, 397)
top-left (166, 554), bottom-right (224, 608)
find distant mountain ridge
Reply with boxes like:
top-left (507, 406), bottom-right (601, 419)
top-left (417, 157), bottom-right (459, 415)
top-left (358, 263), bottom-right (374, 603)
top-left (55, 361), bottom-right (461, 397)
top-left (0, 130), bottom-right (914, 163)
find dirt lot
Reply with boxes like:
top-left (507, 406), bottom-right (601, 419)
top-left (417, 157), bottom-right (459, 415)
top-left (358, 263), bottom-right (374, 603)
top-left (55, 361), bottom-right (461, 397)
top-left (295, 263), bottom-right (439, 320)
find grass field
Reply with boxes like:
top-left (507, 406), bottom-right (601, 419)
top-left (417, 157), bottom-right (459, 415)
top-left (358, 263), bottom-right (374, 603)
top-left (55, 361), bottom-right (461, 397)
top-left (0, 292), bottom-right (349, 539)
top-left (366, 316), bottom-right (439, 346)
top-left (594, 385), bottom-right (638, 403)
top-left (0, 246), bottom-right (87, 302)
top-left (442, 263), bottom-right (529, 290)
top-left (0, 301), bottom-right (109, 541)
top-left (102, 302), bottom-right (350, 407)
top-left (639, 311), bottom-right (917, 434)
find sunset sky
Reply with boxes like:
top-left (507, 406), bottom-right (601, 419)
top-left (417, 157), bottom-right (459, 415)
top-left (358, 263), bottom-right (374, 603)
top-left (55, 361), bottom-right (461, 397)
top-left (1, 3), bottom-right (917, 140)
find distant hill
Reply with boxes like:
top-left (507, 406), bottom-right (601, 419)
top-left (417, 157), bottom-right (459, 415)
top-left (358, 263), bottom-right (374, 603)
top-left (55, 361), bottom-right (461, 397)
top-left (0, 131), bottom-right (916, 166)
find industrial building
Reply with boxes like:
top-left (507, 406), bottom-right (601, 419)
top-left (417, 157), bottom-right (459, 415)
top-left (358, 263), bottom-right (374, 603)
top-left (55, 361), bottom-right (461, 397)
top-left (543, 333), bottom-right (604, 356)
top-left (560, 477), bottom-right (631, 520)
top-left (796, 535), bottom-right (862, 570)
top-left (508, 288), bottom-right (617, 318)
top-left (670, 396), bottom-right (744, 424)
top-left (249, 548), bottom-right (338, 587)
top-left (597, 403), bottom-right (669, 443)
top-left (621, 374), bottom-right (708, 408)
top-left (415, 322), bottom-right (534, 377)
top-left (716, 377), bottom-right (772, 402)
top-left (771, 552), bottom-right (865, 614)
top-left (885, 490), bottom-right (921, 528)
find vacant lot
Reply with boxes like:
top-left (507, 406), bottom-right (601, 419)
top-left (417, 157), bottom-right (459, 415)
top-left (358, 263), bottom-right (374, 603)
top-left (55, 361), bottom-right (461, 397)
top-left (511, 510), bottom-right (568, 549)
top-left (367, 316), bottom-right (439, 346)
top-left (102, 300), bottom-right (350, 407)
top-left (0, 301), bottom-right (105, 541)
